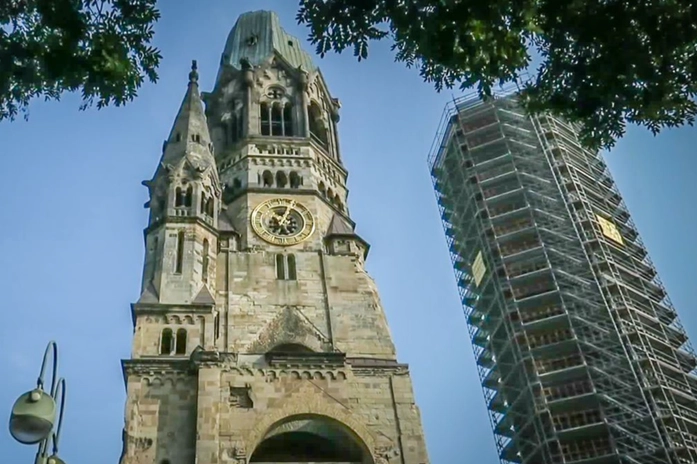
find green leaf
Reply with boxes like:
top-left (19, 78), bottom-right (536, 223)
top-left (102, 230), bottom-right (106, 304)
top-left (298, 0), bottom-right (697, 150)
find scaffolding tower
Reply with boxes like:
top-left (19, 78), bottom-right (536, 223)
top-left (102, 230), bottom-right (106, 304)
top-left (428, 89), bottom-right (697, 464)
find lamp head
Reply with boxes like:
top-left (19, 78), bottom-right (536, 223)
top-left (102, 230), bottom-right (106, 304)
top-left (47, 455), bottom-right (66, 464)
top-left (9, 388), bottom-right (56, 444)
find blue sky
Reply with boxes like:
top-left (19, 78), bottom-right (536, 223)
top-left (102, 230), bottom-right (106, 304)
top-left (1, 2), bottom-right (696, 463)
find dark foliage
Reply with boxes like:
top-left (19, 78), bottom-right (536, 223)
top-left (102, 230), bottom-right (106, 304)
top-left (0, 0), bottom-right (161, 121)
top-left (298, 0), bottom-right (697, 149)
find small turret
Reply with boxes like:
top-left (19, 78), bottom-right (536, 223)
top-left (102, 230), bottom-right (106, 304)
top-left (138, 61), bottom-right (221, 306)
top-left (144, 60), bottom-right (221, 226)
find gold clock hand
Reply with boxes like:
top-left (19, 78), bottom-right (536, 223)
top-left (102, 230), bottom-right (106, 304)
top-left (279, 201), bottom-right (295, 226)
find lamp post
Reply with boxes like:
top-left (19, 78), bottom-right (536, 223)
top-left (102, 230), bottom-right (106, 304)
top-left (9, 341), bottom-right (67, 464)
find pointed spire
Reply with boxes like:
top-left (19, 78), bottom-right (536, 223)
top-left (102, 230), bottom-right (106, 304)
top-left (189, 59), bottom-right (199, 83)
top-left (159, 60), bottom-right (216, 174)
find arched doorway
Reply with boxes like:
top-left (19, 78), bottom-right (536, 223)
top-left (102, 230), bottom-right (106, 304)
top-left (249, 415), bottom-right (371, 463)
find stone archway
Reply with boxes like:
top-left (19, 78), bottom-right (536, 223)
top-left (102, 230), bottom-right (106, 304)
top-left (245, 398), bottom-right (376, 463)
top-left (250, 417), bottom-right (365, 462)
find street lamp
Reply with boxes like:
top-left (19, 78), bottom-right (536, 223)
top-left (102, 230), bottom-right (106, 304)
top-left (9, 341), bottom-right (67, 464)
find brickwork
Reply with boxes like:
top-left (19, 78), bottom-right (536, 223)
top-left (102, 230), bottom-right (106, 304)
top-left (118, 10), bottom-right (429, 464)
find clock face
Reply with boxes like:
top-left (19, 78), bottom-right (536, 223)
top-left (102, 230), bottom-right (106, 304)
top-left (251, 198), bottom-right (315, 246)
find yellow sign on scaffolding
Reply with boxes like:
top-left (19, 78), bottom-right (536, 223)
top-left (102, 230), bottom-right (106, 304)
top-left (596, 215), bottom-right (624, 245)
top-left (472, 250), bottom-right (487, 287)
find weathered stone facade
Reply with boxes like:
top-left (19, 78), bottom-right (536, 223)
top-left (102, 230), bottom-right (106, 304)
top-left (118, 10), bottom-right (430, 464)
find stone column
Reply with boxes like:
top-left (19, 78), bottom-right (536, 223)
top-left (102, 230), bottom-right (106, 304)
top-left (241, 59), bottom-right (257, 137)
top-left (330, 98), bottom-right (342, 162)
top-left (298, 66), bottom-right (310, 137)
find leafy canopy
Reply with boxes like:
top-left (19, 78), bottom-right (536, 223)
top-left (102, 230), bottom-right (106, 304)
top-left (0, 0), bottom-right (161, 121)
top-left (297, 0), bottom-right (697, 149)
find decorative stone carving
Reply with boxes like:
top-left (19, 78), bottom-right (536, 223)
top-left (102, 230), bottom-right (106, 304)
top-left (225, 440), bottom-right (247, 463)
top-left (124, 432), bottom-right (153, 451)
top-left (374, 445), bottom-right (400, 463)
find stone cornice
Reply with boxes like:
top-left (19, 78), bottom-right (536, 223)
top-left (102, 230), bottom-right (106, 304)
top-left (143, 214), bottom-right (219, 238)
top-left (120, 351), bottom-right (412, 389)
top-left (131, 302), bottom-right (215, 312)
top-left (347, 357), bottom-right (410, 376)
top-left (265, 351), bottom-right (346, 368)
top-left (121, 357), bottom-right (192, 387)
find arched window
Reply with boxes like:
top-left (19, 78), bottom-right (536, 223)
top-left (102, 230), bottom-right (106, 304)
top-left (202, 239), bottom-right (210, 283)
top-left (214, 312), bottom-right (220, 340)
top-left (200, 195), bottom-right (206, 214)
top-left (175, 329), bottom-right (187, 355)
top-left (175, 187), bottom-right (184, 207)
top-left (175, 230), bottom-right (185, 274)
top-left (283, 104), bottom-right (293, 136)
top-left (232, 178), bottom-right (242, 190)
top-left (275, 171), bottom-right (287, 188)
top-left (160, 329), bottom-right (173, 355)
top-left (309, 102), bottom-right (328, 146)
top-left (229, 105), bottom-right (243, 144)
top-left (287, 254), bottom-right (297, 280)
top-left (289, 171), bottom-right (300, 188)
top-left (205, 197), bottom-right (214, 216)
top-left (260, 103), bottom-right (271, 135)
top-left (276, 254), bottom-right (285, 280)
top-left (185, 186), bottom-right (193, 207)
top-left (327, 188), bottom-right (334, 201)
top-left (276, 254), bottom-right (296, 281)
top-left (262, 170), bottom-right (274, 187)
top-left (271, 103), bottom-right (283, 136)
top-left (318, 182), bottom-right (326, 198)
top-left (149, 236), bottom-right (159, 282)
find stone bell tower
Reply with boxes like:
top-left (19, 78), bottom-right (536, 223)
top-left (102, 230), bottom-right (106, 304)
top-left (118, 10), bottom-right (430, 464)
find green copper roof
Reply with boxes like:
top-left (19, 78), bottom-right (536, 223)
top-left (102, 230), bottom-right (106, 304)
top-left (221, 10), bottom-right (316, 71)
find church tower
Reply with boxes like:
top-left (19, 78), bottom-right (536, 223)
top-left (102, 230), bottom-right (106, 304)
top-left (118, 10), bottom-right (430, 464)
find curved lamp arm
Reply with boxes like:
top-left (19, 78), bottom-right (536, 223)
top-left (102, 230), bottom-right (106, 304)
top-left (34, 377), bottom-right (66, 464)
top-left (37, 341), bottom-right (59, 395)
top-left (50, 377), bottom-right (66, 456)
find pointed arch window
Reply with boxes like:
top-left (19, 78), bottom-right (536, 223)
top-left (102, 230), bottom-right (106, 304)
top-left (175, 328), bottom-right (187, 355)
top-left (205, 197), bottom-right (214, 216)
top-left (261, 99), bottom-right (293, 137)
top-left (175, 187), bottom-right (184, 207)
top-left (149, 235), bottom-right (159, 282)
top-left (175, 230), bottom-right (185, 274)
top-left (283, 104), bottom-right (294, 136)
top-left (184, 186), bottom-right (193, 207)
top-left (260, 102), bottom-right (271, 135)
top-left (202, 239), bottom-right (210, 283)
top-left (229, 101), bottom-right (244, 144)
top-left (160, 329), bottom-right (173, 355)
top-left (214, 312), bottom-right (220, 340)
top-left (200, 195), bottom-right (206, 214)
top-left (271, 103), bottom-right (283, 136)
